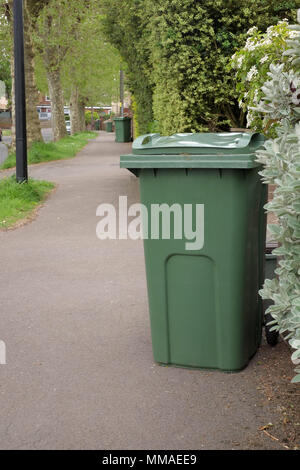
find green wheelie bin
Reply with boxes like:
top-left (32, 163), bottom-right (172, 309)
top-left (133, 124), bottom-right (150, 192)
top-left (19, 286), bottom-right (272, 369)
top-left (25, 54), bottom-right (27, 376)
top-left (120, 132), bottom-right (267, 371)
top-left (105, 121), bottom-right (113, 133)
top-left (114, 116), bottom-right (131, 142)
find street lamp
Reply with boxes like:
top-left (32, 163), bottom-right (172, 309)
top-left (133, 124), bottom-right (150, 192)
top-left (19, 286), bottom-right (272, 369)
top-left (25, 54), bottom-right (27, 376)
top-left (13, 0), bottom-right (28, 183)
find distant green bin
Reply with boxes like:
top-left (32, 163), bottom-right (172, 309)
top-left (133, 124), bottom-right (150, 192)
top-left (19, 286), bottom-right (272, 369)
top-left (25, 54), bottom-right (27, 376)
top-left (120, 132), bottom-right (267, 371)
top-left (105, 121), bottom-right (113, 133)
top-left (114, 116), bottom-right (131, 142)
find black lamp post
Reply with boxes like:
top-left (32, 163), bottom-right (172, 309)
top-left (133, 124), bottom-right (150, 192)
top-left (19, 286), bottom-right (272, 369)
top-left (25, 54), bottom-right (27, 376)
top-left (13, 0), bottom-right (28, 183)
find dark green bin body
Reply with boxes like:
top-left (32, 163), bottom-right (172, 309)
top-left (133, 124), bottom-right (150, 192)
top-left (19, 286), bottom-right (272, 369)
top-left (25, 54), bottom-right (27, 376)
top-left (121, 132), bottom-right (267, 371)
top-left (106, 121), bottom-right (113, 133)
top-left (114, 117), bottom-right (131, 142)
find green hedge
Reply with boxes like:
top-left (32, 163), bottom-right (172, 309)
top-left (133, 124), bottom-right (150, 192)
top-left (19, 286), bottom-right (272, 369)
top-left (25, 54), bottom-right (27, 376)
top-left (102, 0), bottom-right (153, 136)
top-left (145, 0), bottom-right (298, 135)
top-left (103, 0), bottom-right (298, 136)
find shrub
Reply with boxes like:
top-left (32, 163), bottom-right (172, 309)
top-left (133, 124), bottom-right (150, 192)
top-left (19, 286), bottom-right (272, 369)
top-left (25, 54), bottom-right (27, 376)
top-left (255, 12), bottom-right (300, 383)
top-left (145, 0), bottom-right (298, 135)
top-left (231, 19), bottom-right (299, 135)
top-left (103, 0), bottom-right (298, 136)
top-left (85, 110), bottom-right (99, 125)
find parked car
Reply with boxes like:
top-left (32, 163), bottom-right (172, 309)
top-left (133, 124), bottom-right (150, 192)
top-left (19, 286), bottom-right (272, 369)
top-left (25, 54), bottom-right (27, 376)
top-left (65, 121), bottom-right (71, 134)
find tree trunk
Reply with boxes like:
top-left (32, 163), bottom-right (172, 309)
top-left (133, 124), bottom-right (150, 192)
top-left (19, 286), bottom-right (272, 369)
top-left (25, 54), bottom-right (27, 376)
top-left (47, 68), bottom-right (67, 141)
top-left (7, 0), bottom-right (43, 150)
top-left (69, 85), bottom-right (82, 134)
top-left (79, 99), bottom-right (86, 131)
top-left (23, 3), bottom-right (43, 145)
top-left (10, 56), bottom-right (16, 153)
top-left (91, 104), bottom-right (94, 130)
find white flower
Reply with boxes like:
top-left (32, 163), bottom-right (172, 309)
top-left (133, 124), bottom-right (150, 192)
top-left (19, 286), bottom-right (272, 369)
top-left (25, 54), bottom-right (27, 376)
top-left (262, 38), bottom-right (272, 46)
top-left (260, 55), bottom-right (269, 64)
top-left (267, 27), bottom-right (280, 38)
top-left (246, 110), bottom-right (254, 128)
top-left (244, 38), bottom-right (258, 51)
top-left (247, 66), bottom-right (258, 81)
top-left (236, 56), bottom-right (244, 69)
top-left (247, 26), bottom-right (258, 36)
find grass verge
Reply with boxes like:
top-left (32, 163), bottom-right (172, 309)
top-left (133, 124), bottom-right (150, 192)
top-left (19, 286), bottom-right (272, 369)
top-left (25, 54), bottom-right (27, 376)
top-left (0, 175), bottom-right (55, 229)
top-left (1, 131), bottom-right (97, 170)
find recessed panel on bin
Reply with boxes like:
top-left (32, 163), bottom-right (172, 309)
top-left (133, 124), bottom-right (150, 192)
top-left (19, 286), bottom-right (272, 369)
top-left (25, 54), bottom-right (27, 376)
top-left (166, 254), bottom-right (217, 368)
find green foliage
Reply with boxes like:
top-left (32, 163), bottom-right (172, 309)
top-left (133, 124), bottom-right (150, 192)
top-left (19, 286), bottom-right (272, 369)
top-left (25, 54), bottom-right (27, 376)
top-left (255, 11), bottom-right (300, 383)
top-left (0, 2), bottom-right (12, 100)
top-left (103, 0), bottom-right (298, 136)
top-left (0, 175), bottom-right (55, 229)
top-left (33, 0), bottom-right (120, 112)
top-left (84, 110), bottom-right (99, 125)
top-left (102, 0), bottom-right (153, 135)
top-left (145, 0), bottom-right (299, 135)
top-left (1, 131), bottom-right (97, 169)
top-left (231, 20), bottom-right (298, 135)
top-left (61, 5), bottom-right (121, 106)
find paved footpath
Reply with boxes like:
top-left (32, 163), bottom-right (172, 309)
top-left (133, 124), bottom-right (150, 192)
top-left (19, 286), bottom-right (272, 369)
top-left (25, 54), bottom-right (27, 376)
top-left (0, 132), bottom-right (282, 450)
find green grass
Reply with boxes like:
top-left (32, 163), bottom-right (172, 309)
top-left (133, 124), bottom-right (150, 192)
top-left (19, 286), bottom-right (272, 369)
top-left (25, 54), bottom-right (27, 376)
top-left (2, 129), bottom-right (11, 136)
top-left (1, 131), bottom-right (97, 170)
top-left (0, 175), bottom-right (55, 229)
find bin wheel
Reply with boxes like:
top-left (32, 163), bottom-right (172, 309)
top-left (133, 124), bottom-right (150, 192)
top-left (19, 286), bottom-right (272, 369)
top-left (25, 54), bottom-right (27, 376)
top-left (265, 312), bottom-right (279, 347)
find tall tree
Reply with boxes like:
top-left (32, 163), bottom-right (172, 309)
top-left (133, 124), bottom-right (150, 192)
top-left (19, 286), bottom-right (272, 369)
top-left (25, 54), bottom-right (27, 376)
top-left (62, 6), bottom-right (120, 134)
top-left (34, 0), bottom-right (74, 140)
top-left (23, 0), bottom-right (46, 144)
top-left (1, 0), bottom-right (44, 149)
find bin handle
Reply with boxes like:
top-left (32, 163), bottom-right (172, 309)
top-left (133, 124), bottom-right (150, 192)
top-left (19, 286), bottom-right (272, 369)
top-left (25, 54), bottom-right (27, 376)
top-left (248, 132), bottom-right (266, 149)
top-left (133, 133), bottom-right (159, 148)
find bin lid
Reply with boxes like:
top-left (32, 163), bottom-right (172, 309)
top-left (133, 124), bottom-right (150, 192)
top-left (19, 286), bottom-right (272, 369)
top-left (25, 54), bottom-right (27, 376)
top-left (132, 132), bottom-right (264, 155)
top-left (121, 132), bottom-right (265, 170)
top-left (114, 116), bottom-right (131, 121)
